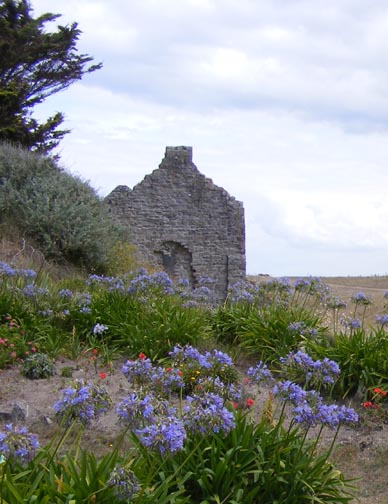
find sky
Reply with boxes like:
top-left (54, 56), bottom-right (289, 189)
top-left (29, 0), bottom-right (388, 277)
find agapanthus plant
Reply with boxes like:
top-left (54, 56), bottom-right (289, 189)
top-left (135, 415), bottom-right (187, 454)
top-left (116, 391), bottom-right (175, 430)
top-left (168, 345), bottom-right (238, 393)
top-left (108, 465), bottom-right (140, 501)
top-left (183, 392), bottom-right (236, 435)
top-left (0, 423), bottom-right (39, 465)
top-left (280, 350), bottom-right (340, 391)
top-left (54, 379), bottom-right (112, 426)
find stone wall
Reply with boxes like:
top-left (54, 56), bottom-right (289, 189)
top-left (105, 146), bottom-right (246, 301)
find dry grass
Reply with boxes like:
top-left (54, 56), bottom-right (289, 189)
top-left (0, 236), bottom-right (86, 281)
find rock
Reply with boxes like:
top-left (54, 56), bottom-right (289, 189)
top-left (11, 400), bottom-right (28, 422)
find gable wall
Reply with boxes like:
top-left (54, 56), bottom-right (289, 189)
top-left (106, 147), bottom-right (246, 300)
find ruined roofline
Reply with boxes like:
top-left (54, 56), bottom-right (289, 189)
top-left (106, 146), bottom-right (243, 208)
top-left (164, 146), bottom-right (192, 163)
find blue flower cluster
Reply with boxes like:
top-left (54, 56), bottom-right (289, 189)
top-left (273, 380), bottom-right (358, 429)
top-left (340, 316), bottom-right (362, 330)
top-left (0, 423), bottom-right (39, 464)
top-left (227, 280), bottom-right (259, 304)
top-left (117, 347), bottom-right (240, 454)
top-left (93, 323), bottom-right (109, 335)
top-left (194, 375), bottom-right (241, 401)
top-left (75, 292), bottom-right (93, 314)
top-left (183, 392), bottom-right (235, 435)
top-left (0, 262), bottom-right (36, 279)
top-left (108, 466), bottom-right (140, 501)
top-left (128, 270), bottom-right (175, 296)
top-left (288, 322), bottom-right (318, 338)
top-left (86, 274), bottom-right (125, 291)
top-left (293, 277), bottom-right (330, 300)
top-left (122, 356), bottom-right (155, 387)
top-left (326, 295), bottom-right (347, 310)
top-left (117, 391), bottom-right (174, 429)
top-left (169, 345), bottom-right (234, 371)
top-left (59, 288), bottom-right (74, 298)
top-left (20, 283), bottom-right (49, 298)
top-left (228, 276), bottom-right (331, 307)
top-left (53, 379), bottom-right (112, 426)
top-left (136, 416), bottom-right (187, 454)
top-left (280, 350), bottom-right (340, 387)
top-left (351, 291), bottom-right (373, 306)
top-left (376, 314), bottom-right (388, 328)
top-left (122, 356), bottom-right (186, 396)
top-left (246, 361), bottom-right (274, 384)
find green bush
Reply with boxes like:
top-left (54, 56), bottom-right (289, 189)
top-left (0, 317), bottom-right (38, 368)
top-left (0, 142), bottom-right (127, 271)
top-left (306, 328), bottom-right (388, 398)
top-left (105, 241), bottom-right (140, 276)
top-left (150, 412), bottom-right (354, 503)
top-left (231, 304), bottom-right (324, 365)
top-left (213, 278), bottom-right (327, 364)
top-left (21, 352), bottom-right (56, 379)
top-left (91, 290), bottom-right (212, 359)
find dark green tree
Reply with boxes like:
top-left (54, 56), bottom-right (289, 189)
top-left (0, 0), bottom-right (102, 155)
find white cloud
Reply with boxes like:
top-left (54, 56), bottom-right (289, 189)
top-left (27, 0), bottom-right (388, 276)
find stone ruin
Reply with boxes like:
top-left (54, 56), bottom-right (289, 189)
top-left (105, 146), bottom-right (246, 301)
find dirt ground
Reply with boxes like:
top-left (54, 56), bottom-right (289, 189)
top-left (1, 276), bottom-right (388, 503)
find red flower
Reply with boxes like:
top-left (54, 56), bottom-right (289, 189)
top-left (138, 352), bottom-right (147, 360)
top-left (100, 372), bottom-right (107, 379)
top-left (244, 377), bottom-right (251, 385)
top-left (363, 401), bottom-right (379, 409)
top-left (232, 402), bottom-right (239, 410)
top-left (374, 387), bottom-right (387, 396)
top-left (92, 348), bottom-right (98, 355)
top-left (166, 367), bottom-right (172, 372)
top-left (246, 398), bottom-right (254, 408)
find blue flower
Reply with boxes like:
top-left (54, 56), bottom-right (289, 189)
top-left (351, 291), bottom-right (373, 305)
top-left (79, 306), bottom-right (92, 314)
top-left (376, 314), bottom-right (388, 328)
top-left (326, 295), bottom-right (347, 309)
top-left (208, 349), bottom-right (234, 367)
top-left (135, 416), bottom-right (187, 454)
top-left (150, 366), bottom-right (185, 395)
top-left (273, 380), bottom-right (307, 405)
top-left (280, 351), bottom-right (340, 387)
top-left (246, 362), bottom-right (273, 384)
top-left (93, 323), bottom-right (109, 335)
top-left (54, 379), bottom-right (112, 426)
top-left (59, 289), bottom-right (74, 298)
top-left (122, 357), bottom-right (154, 386)
top-left (116, 392), bottom-right (159, 429)
top-left (108, 466), bottom-right (140, 501)
top-left (183, 392), bottom-right (235, 435)
top-left (127, 270), bottom-right (175, 296)
top-left (0, 424), bottom-right (39, 464)
top-left (0, 262), bottom-right (16, 277)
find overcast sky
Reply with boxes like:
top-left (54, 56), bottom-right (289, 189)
top-left (30, 0), bottom-right (388, 277)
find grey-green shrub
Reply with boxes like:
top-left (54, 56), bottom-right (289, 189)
top-left (0, 142), bottom-right (127, 271)
top-left (22, 352), bottom-right (56, 379)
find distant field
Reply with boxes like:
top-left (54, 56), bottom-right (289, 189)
top-left (320, 276), bottom-right (388, 326)
top-left (250, 275), bottom-right (388, 328)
